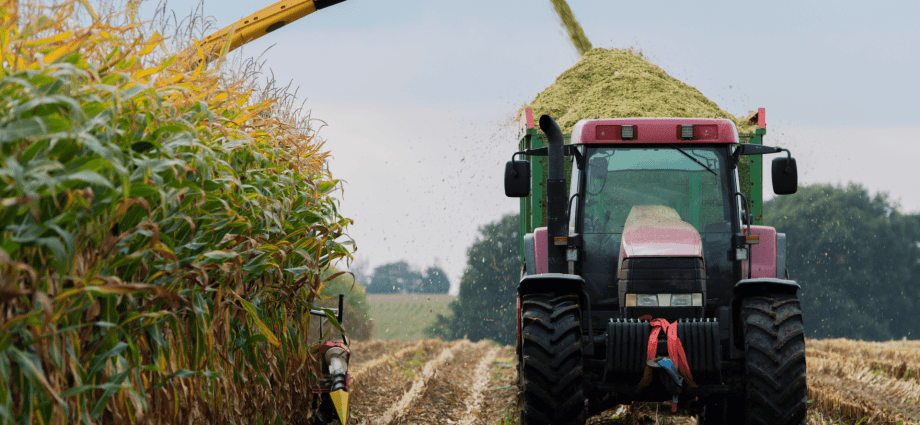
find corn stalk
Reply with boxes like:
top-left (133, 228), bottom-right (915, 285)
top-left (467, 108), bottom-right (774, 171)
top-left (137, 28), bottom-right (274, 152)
top-left (0, 1), bottom-right (353, 423)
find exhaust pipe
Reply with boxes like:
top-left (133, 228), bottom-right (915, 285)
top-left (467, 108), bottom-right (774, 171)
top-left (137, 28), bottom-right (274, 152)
top-left (539, 115), bottom-right (567, 274)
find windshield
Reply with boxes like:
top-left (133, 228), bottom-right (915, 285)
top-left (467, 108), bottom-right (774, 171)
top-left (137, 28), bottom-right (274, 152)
top-left (583, 146), bottom-right (732, 235)
top-left (577, 146), bottom-right (736, 309)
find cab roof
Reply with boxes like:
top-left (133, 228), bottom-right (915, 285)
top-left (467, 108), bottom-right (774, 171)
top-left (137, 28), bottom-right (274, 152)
top-left (571, 118), bottom-right (739, 145)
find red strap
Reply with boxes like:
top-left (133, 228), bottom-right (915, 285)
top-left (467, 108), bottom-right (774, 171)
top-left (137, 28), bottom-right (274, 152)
top-left (641, 316), bottom-right (665, 363)
top-left (638, 315), bottom-right (698, 390)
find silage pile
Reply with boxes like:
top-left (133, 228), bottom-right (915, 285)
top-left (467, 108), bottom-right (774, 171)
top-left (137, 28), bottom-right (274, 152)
top-left (527, 48), bottom-right (755, 135)
top-left (525, 47), bottom-right (757, 200)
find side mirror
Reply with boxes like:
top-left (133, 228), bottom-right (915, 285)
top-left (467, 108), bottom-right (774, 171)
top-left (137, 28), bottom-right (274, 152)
top-left (772, 156), bottom-right (798, 195)
top-left (504, 160), bottom-right (530, 197)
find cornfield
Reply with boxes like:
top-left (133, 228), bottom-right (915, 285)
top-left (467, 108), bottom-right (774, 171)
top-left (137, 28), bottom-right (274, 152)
top-left (0, 1), bottom-right (353, 424)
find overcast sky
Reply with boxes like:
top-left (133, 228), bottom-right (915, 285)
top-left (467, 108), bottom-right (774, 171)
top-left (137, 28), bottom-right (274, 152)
top-left (141, 0), bottom-right (920, 292)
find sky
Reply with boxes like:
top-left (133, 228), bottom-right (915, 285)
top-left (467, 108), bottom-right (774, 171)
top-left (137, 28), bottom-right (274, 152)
top-left (140, 0), bottom-right (920, 293)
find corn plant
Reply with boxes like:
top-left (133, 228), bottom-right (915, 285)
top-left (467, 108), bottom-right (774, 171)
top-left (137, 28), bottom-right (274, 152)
top-left (0, 1), bottom-right (353, 423)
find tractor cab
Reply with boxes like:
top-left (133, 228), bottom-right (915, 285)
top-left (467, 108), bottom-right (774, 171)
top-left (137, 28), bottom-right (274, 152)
top-left (507, 115), bottom-right (797, 320)
top-left (567, 118), bottom-right (742, 322)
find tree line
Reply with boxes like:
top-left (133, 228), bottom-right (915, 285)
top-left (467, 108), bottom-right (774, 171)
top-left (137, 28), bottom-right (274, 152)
top-left (428, 184), bottom-right (920, 343)
top-left (362, 260), bottom-right (452, 294)
top-left (763, 184), bottom-right (920, 340)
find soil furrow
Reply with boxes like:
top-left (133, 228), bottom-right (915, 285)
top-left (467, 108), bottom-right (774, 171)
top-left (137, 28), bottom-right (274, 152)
top-left (351, 340), bottom-right (425, 382)
top-left (349, 339), bottom-right (396, 362)
top-left (391, 340), bottom-right (491, 424)
top-left (371, 339), bottom-right (469, 425)
top-left (457, 344), bottom-right (501, 425)
top-left (476, 346), bottom-right (518, 424)
top-left (350, 339), bottom-right (451, 424)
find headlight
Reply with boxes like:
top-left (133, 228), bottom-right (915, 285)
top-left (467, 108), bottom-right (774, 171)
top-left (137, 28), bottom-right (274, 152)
top-left (637, 294), bottom-right (658, 307)
top-left (625, 293), bottom-right (704, 307)
top-left (671, 294), bottom-right (692, 306)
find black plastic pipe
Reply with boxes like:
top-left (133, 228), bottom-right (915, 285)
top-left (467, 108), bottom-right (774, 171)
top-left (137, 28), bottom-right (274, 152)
top-left (539, 115), bottom-right (568, 274)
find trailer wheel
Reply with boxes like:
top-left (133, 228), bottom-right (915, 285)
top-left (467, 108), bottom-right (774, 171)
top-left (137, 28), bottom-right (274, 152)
top-left (519, 293), bottom-right (586, 425)
top-left (740, 294), bottom-right (807, 425)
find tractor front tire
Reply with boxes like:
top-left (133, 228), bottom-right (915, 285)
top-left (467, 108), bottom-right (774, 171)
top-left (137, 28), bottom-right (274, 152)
top-left (519, 293), bottom-right (586, 425)
top-left (740, 294), bottom-right (807, 425)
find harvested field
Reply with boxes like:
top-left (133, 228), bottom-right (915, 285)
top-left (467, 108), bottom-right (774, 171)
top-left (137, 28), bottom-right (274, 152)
top-left (367, 294), bottom-right (456, 340)
top-left (346, 338), bottom-right (920, 425)
top-left (806, 339), bottom-right (920, 424)
top-left (348, 339), bottom-right (517, 425)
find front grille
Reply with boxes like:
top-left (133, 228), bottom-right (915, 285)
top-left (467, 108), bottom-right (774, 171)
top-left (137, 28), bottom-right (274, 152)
top-left (620, 257), bottom-right (705, 293)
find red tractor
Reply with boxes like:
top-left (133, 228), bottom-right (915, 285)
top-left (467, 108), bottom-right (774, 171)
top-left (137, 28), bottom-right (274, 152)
top-left (504, 109), bottom-right (805, 424)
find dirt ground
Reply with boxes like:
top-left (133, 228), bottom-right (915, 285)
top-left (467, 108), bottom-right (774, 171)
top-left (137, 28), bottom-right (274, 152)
top-left (346, 338), bottom-right (920, 425)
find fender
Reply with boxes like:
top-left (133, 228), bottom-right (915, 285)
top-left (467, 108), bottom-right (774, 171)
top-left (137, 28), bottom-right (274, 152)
top-left (728, 278), bottom-right (801, 356)
top-left (517, 273), bottom-right (594, 355)
top-left (517, 273), bottom-right (586, 296)
top-left (733, 277), bottom-right (800, 296)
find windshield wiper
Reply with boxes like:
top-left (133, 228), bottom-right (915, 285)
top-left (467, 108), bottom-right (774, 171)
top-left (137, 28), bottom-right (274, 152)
top-left (669, 144), bottom-right (716, 176)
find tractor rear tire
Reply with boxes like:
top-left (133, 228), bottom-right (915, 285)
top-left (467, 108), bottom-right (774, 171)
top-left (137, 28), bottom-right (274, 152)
top-left (519, 293), bottom-right (586, 425)
top-left (739, 294), bottom-right (807, 425)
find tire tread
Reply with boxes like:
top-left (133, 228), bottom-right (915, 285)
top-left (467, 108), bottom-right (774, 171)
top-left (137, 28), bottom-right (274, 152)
top-left (741, 295), bottom-right (808, 425)
top-left (519, 293), bottom-right (586, 425)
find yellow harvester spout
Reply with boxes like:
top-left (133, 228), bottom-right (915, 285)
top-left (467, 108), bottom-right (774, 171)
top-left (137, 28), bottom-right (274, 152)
top-left (330, 389), bottom-right (348, 424)
top-left (175, 0), bottom-right (348, 71)
top-left (323, 344), bottom-right (350, 423)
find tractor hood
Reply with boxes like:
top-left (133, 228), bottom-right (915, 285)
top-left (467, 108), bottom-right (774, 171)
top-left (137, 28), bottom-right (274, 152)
top-left (619, 205), bottom-right (703, 258)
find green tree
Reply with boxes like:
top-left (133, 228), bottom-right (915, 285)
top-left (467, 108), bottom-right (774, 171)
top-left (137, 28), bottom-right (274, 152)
top-left (366, 261), bottom-right (451, 293)
top-left (764, 183), bottom-right (920, 340)
top-left (367, 261), bottom-right (422, 293)
top-left (423, 265), bottom-right (451, 294)
top-left (314, 267), bottom-right (374, 339)
top-left (427, 214), bottom-right (520, 344)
